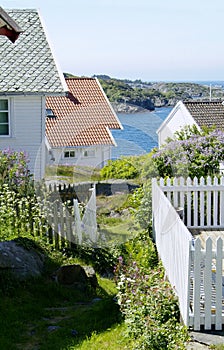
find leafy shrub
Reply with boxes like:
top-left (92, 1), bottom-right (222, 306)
top-left (0, 148), bottom-right (33, 195)
top-left (152, 126), bottom-right (224, 179)
top-left (100, 157), bottom-right (139, 180)
top-left (115, 231), bottom-right (189, 349)
top-left (0, 183), bottom-right (46, 241)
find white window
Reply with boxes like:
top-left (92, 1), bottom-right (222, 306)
top-left (0, 99), bottom-right (9, 136)
top-left (83, 149), bottom-right (95, 157)
top-left (64, 150), bottom-right (76, 158)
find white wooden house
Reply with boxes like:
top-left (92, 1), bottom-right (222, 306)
top-left (46, 77), bottom-right (123, 168)
top-left (0, 9), bottom-right (67, 179)
top-left (157, 100), bottom-right (224, 146)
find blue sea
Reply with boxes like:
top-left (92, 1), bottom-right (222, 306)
top-left (111, 107), bottom-right (172, 159)
top-left (111, 80), bottom-right (224, 159)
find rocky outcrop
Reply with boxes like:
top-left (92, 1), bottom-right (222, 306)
top-left (54, 264), bottom-right (98, 290)
top-left (0, 239), bottom-right (45, 280)
top-left (112, 102), bottom-right (154, 113)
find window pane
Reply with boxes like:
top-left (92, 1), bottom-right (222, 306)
top-left (0, 124), bottom-right (9, 135)
top-left (0, 112), bottom-right (8, 123)
top-left (0, 100), bottom-right (8, 110)
top-left (70, 151), bottom-right (75, 157)
top-left (64, 151), bottom-right (69, 158)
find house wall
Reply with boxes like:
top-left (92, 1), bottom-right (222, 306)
top-left (157, 102), bottom-right (196, 147)
top-left (0, 95), bottom-right (45, 180)
top-left (46, 144), bottom-right (112, 169)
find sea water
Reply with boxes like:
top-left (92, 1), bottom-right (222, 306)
top-left (111, 106), bottom-right (172, 159)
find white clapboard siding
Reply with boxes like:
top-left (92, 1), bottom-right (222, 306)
top-left (0, 95), bottom-right (45, 179)
top-left (159, 176), bottom-right (224, 229)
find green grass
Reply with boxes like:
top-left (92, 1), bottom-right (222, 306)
top-left (0, 243), bottom-right (124, 350)
top-left (45, 165), bottom-right (101, 183)
top-left (73, 324), bottom-right (132, 350)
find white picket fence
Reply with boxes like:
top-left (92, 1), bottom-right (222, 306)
top-left (152, 177), bottom-right (224, 330)
top-left (159, 176), bottom-right (224, 228)
top-left (36, 185), bottom-right (98, 249)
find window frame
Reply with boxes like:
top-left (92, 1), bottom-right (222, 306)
top-left (64, 150), bottom-right (76, 158)
top-left (0, 98), bottom-right (10, 137)
top-left (83, 149), bottom-right (95, 158)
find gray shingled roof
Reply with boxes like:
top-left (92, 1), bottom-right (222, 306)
top-left (0, 9), bottom-right (66, 95)
top-left (183, 101), bottom-right (224, 130)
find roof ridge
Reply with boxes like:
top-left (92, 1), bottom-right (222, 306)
top-left (184, 100), bottom-right (223, 104)
top-left (65, 77), bottom-right (95, 81)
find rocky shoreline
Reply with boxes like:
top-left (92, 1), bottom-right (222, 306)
top-left (111, 102), bottom-right (152, 113)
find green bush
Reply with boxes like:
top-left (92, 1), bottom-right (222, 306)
top-left (0, 149), bottom-right (33, 195)
top-left (0, 183), bottom-right (46, 241)
top-left (100, 158), bottom-right (139, 180)
top-left (115, 231), bottom-right (189, 349)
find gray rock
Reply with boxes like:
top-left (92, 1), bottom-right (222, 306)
top-left (47, 325), bottom-right (61, 332)
top-left (71, 329), bottom-right (78, 337)
top-left (0, 240), bottom-right (45, 280)
top-left (54, 264), bottom-right (98, 290)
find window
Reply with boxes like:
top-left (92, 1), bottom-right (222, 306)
top-left (0, 99), bottom-right (9, 136)
top-left (64, 150), bottom-right (75, 158)
top-left (84, 149), bottom-right (95, 157)
top-left (46, 108), bottom-right (56, 119)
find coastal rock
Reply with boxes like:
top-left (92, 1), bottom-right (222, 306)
top-left (0, 239), bottom-right (45, 280)
top-left (54, 264), bottom-right (98, 290)
top-left (112, 102), bottom-right (154, 113)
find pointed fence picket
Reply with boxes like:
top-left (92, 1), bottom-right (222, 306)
top-left (152, 177), bottom-right (224, 330)
top-left (159, 176), bottom-right (224, 228)
top-left (189, 237), bottom-right (224, 330)
top-left (18, 184), bottom-right (98, 249)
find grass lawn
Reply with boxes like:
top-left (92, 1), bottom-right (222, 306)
top-left (0, 245), bottom-right (129, 350)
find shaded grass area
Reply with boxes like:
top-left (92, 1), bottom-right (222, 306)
top-left (96, 193), bottom-right (141, 245)
top-left (0, 240), bottom-right (123, 350)
top-left (45, 165), bottom-right (101, 183)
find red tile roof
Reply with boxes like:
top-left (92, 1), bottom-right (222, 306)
top-left (183, 101), bottom-right (224, 129)
top-left (46, 77), bottom-right (122, 147)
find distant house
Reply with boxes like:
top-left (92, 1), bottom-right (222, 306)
top-left (0, 9), bottom-right (67, 179)
top-left (157, 100), bottom-right (224, 146)
top-left (46, 77), bottom-right (123, 168)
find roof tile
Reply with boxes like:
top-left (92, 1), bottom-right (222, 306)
top-left (46, 78), bottom-right (122, 147)
top-left (184, 101), bottom-right (224, 129)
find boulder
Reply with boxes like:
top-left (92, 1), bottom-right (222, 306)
top-left (54, 264), bottom-right (98, 290)
top-left (0, 239), bottom-right (45, 280)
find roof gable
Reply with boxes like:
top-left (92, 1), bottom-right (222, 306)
top-left (183, 101), bottom-right (224, 129)
top-left (46, 77), bottom-right (122, 147)
top-left (0, 6), bottom-right (23, 42)
top-left (0, 9), bottom-right (67, 95)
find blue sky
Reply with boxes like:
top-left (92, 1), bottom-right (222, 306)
top-left (2, 0), bottom-right (224, 81)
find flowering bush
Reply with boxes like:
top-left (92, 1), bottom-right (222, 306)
top-left (0, 149), bottom-right (46, 240)
top-left (0, 148), bottom-right (32, 194)
top-left (115, 231), bottom-right (189, 349)
top-left (152, 126), bottom-right (224, 178)
top-left (0, 183), bottom-right (46, 241)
